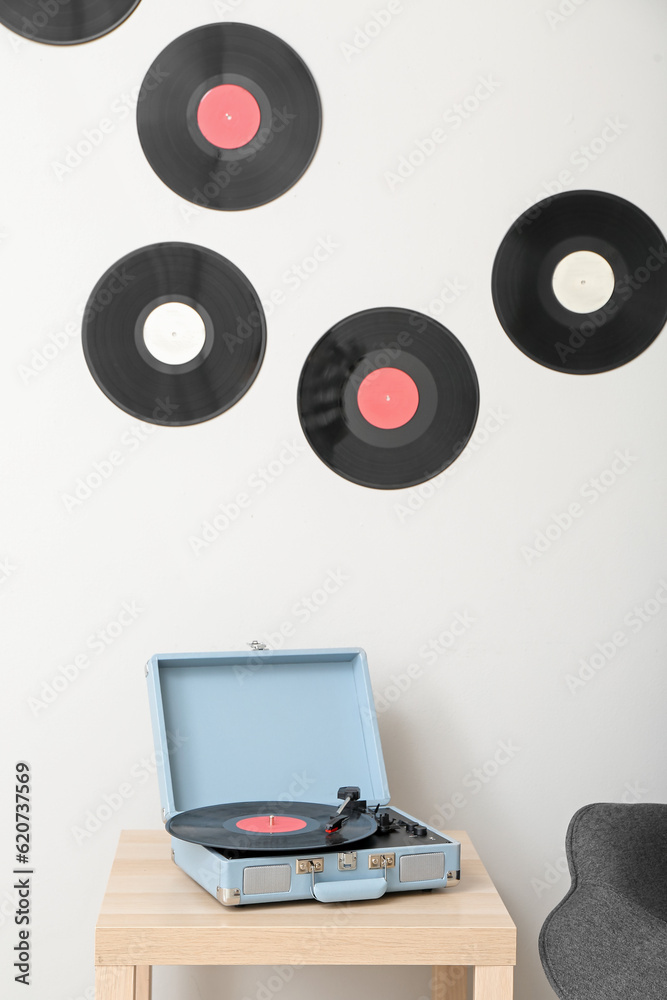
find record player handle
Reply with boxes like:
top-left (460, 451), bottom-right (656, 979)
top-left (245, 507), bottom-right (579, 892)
top-left (310, 878), bottom-right (387, 903)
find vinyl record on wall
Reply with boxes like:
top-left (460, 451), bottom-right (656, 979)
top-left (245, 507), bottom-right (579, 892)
top-left (136, 22), bottom-right (322, 211)
top-left (82, 242), bottom-right (266, 426)
top-left (492, 190), bottom-right (667, 374)
top-left (0, 0), bottom-right (141, 44)
top-left (298, 308), bottom-right (480, 490)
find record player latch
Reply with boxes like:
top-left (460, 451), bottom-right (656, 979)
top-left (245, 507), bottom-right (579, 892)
top-left (296, 858), bottom-right (324, 874)
top-left (369, 853), bottom-right (395, 870)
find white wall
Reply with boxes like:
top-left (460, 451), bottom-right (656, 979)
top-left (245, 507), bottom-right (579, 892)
top-left (2, 1), bottom-right (666, 998)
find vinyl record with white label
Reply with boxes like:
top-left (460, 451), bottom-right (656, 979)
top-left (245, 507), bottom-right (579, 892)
top-left (492, 190), bottom-right (667, 373)
top-left (137, 22), bottom-right (322, 211)
top-left (82, 242), bottom-right (266, 426)
top-left (298, 308), bottom-right (479, 490)
top-left (0, 0), bottom-right (141, 44)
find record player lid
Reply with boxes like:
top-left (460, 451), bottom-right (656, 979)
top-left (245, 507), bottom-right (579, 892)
top-left (146, 648), bottom-right (390, 819)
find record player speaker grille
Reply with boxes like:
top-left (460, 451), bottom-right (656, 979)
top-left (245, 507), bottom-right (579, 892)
top-left (399, 852), bottom-right (445, 883)
top-left (243, 864), bottom-right (292, 895)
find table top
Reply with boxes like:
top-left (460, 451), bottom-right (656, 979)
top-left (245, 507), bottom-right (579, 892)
top-left (95, 830), bottom-right (516, 967)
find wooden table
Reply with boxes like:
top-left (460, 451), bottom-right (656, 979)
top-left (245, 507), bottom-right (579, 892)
top-left (95, 829), bottom-right (516, 999)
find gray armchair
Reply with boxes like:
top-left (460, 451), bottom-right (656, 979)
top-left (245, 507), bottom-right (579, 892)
top-left (539, 802), bottom-right (667, 1000)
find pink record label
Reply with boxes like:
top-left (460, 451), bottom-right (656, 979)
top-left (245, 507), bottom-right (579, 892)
top-left (236, 815), bottom-right (308, 833)
top-left (197, 84), bottom-right (261, 149)
top-left (357, 367), bottom-right (419, 429)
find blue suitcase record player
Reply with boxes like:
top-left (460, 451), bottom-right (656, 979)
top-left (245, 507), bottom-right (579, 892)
top-left (145, 647), bottom-right (461, 906)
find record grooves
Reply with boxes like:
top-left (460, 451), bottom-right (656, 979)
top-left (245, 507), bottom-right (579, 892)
top-left (492, 190), bottom-right (667, 374)
top-left (0, 0), bottom-right (141, 44)
top-left (82, 242), bottom-right (266, 426)
top-left (298, 308), bottom-right (480, 490)
top-left (137, 22), bottom-right (322, 211)
top-left (166, 800), bottom-right (378, 852)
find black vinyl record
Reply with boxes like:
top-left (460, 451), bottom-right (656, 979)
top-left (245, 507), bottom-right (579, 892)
top-left (136, 22), bottom-right (322, 211)
top-left (82, 242), bottom-right (266, 426)
top-left (0, 0), bottom-right (140, 44)
top-left (298, 308), bottom-right (480, 490)
top-left (492, 190), bottom-right (667, 374)
top-left (166, 800), bottom-right (378, 852)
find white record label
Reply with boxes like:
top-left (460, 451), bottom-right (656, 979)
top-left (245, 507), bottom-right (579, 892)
top-left (143, 302), bottom-right (206, 365)
top-left (552, 250), bottom-right (615, 314)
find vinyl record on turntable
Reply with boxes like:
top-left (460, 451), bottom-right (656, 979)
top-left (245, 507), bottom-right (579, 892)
top-left (492, 190), bottom-right (667, 374)
top-left (136, 22), bottom-right (322, 211)
top-left (297, 308), bottom-right (480, 490)
top-left (166, 800), bottom-right (378, 852)
top-left (82, 242), bottom-right (266, 426)
top-left (0, 0), bottom-right (141, 44)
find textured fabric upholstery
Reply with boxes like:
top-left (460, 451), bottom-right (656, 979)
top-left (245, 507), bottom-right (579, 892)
top-left (539, 803), bottom-right (667, 1000)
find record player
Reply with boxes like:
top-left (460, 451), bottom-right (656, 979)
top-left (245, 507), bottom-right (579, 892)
top-left (145, 647), bottom-right (461, 906)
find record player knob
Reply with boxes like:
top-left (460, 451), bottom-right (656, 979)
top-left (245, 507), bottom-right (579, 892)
top-left (377, 811), bottom-right (395, 832)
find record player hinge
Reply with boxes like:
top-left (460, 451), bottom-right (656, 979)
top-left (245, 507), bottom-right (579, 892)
top-left (248, 640), bottom-right (268, 651)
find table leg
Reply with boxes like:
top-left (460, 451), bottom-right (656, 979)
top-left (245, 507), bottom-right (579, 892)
top-left (135, 967), bottom-right (152, 1000)
top-left (95, 967), bottom-right (135, 999)
top-left (432, 965), bottom-right (467, 1000)
top-left (472, 966), bottom-right (513, 999)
